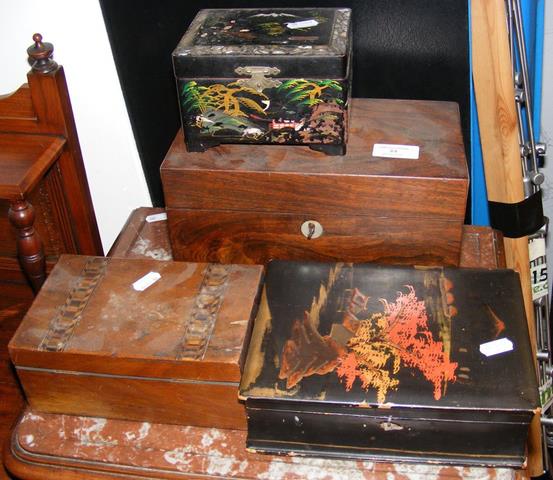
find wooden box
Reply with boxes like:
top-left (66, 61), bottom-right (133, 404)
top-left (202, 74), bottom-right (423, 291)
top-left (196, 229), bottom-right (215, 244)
top-left (161, 98), bottom-right (469, 266)
top-left (173, 8), bottom-right (351, 155)
top-left (110, 209), bottom-right (505, 269)
top-left (108, 207), bottom-right (172, 260)
top-left (459, 225), bottom-right (505, 269)
top-left (9, 254), bottom-right (263, 430)
top-left (239, 261), bottom-right (538, 467)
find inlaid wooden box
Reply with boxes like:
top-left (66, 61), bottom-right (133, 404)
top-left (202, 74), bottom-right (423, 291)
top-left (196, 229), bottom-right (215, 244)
top-left (161, 98), bottom-right (469, 266)
top-left (173, 8), bottom-right (352, 155)
top-left (240, 261), bottom-right (539, 467)
top-left (9, 254), bottom-right (263, 430)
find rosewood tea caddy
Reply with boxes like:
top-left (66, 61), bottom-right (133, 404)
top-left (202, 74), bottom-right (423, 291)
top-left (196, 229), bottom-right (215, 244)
top-left (161, 98), bottom-right (469, 266)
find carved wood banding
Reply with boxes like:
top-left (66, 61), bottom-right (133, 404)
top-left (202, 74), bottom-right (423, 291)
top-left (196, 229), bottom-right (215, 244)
top-left (39, 257), bottom-right (109, 352)
top-left (176, 264), bottom-right (231, 360)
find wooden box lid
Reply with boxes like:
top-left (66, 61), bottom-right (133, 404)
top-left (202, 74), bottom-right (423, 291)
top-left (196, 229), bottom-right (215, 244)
top-left (161, 98), bottom-right (468, 220)
top-left (9, 255), bottom-right (263, 383)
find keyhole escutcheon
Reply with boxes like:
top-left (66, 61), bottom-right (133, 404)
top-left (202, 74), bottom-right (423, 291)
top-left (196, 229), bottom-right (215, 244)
top-left (300, 220), bottom-right (323, 239)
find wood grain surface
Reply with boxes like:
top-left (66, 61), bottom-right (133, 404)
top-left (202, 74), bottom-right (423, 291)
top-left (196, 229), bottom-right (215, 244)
top-left (459, 226), bottom-right (506, 269)
top-left (0, 64), bottom-right (103, 257)
top-left (2, 209), bottom-right (521, 479)
top-left (9, 255), bottom-right (262, 430)
top-left (16, 369), bottom-right (246, 430)
top-left (114, 207), bottom-right (505, 270)
top-left (0, 85), bottom-right (35, 120)
top-left (0, 290), bottom-right (28, 480)
top-left (0, 134), bottom-right (65, 201)
top-left (162, 99), bottom-right (467, 179)
top-left (108, 207), bottom-right (171, 260)
top-left (162, 98), bottom-right (468, 266)
top-left (471, 0), bottom-right (541, 473)
top-left (167, 208), bottom-right (463, 266)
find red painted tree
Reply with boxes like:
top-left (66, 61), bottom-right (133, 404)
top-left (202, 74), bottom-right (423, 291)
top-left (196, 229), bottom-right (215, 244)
top-left (336, 285), bottom-right (457, 403)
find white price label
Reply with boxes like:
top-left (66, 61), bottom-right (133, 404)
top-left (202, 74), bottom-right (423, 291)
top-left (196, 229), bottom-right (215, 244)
top-left (529, 237), bottom-right (546, 261)
top-left (372, 143), bottom-right (420, 160)
top-left (529, 237), bottom-right (548, 300)
top-left (132, 271), bottom-right (161, 291)
top-left (531, 264), bottom-right (548, 300)
top-left (287, 19), bottom-right (319, 29)
top-left (479, 337), bottom-right (514, 357)
top-left (145, 212), bottom-right (167, 223)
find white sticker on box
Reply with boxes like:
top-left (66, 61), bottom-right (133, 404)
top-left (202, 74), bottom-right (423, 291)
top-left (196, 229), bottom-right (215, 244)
top-left (287, 19), bottom-right (319, 29)
top-left (132, 271), bottom-right (161, 291)
top-left (479, 337), bottom-right (514, 357)
top-left (145, 212), bottom-right (167, 223)
top-left (372, 143), bottom-right (420, 159)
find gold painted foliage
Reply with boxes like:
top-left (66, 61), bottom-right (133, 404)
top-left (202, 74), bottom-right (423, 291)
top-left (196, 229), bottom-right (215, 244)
top-left (183, 80), bottom-right (268, 117)
top-left (337, 314), bottom-right (401, 404)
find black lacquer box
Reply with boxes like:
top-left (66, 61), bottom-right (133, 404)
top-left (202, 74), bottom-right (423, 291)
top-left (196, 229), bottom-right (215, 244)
top-left (173, 8), bottom-right (351, 155)
top-left (239, 261), bottom-right (539, 467)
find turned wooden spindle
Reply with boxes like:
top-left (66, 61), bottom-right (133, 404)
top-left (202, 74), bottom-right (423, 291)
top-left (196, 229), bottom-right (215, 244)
top-left (8, 200), bottom-right (46, 291)
top-left (27, 33), bottom-right (58, 73)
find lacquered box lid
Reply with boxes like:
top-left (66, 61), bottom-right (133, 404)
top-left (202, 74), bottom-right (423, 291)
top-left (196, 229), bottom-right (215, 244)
top-left (240, 261), bottom-right (539, 413)
top-left (173, 8), bottom-right (351, 78)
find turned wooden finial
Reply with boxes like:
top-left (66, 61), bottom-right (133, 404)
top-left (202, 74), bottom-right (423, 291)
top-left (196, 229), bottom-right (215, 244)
top-left (27, 33), bottom-right (58, 73)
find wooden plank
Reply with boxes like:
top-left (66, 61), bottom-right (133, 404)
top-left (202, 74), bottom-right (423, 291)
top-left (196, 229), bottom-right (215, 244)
top-left (471, 0), bottom-right (542, 474)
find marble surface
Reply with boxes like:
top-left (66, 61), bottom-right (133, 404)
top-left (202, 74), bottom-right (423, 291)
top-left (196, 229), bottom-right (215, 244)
top-left (11, 409), bottom-right (519, 480)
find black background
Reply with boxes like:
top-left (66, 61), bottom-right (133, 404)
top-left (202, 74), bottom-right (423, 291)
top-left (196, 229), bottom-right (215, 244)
top-left (255, 262), bottom-right (537, 410)
top-left (99, 0), bottom-right (469, 207)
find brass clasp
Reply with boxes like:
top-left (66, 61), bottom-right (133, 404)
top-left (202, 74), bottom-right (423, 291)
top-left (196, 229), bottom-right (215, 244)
top-left (234, 66), bottom-right (282, 92)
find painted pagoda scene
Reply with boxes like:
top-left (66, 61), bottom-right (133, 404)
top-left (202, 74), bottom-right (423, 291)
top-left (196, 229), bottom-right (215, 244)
top-left (180, 77), bottom-right (346, 147)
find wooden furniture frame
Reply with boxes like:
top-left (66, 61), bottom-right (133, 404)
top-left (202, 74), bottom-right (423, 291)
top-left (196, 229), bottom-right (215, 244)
top-left (0, 34), bottom-right (103, 291)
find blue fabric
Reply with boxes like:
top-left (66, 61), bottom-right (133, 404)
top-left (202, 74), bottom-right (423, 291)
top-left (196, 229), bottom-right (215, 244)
top-left (469, 0), bottom-right (544, 225)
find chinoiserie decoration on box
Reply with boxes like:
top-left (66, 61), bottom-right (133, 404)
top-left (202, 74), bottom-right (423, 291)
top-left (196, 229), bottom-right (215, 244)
top-left (173, 8), bottom-right (351, 155)
top-left (240, 261), bottom-right (539, 467)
